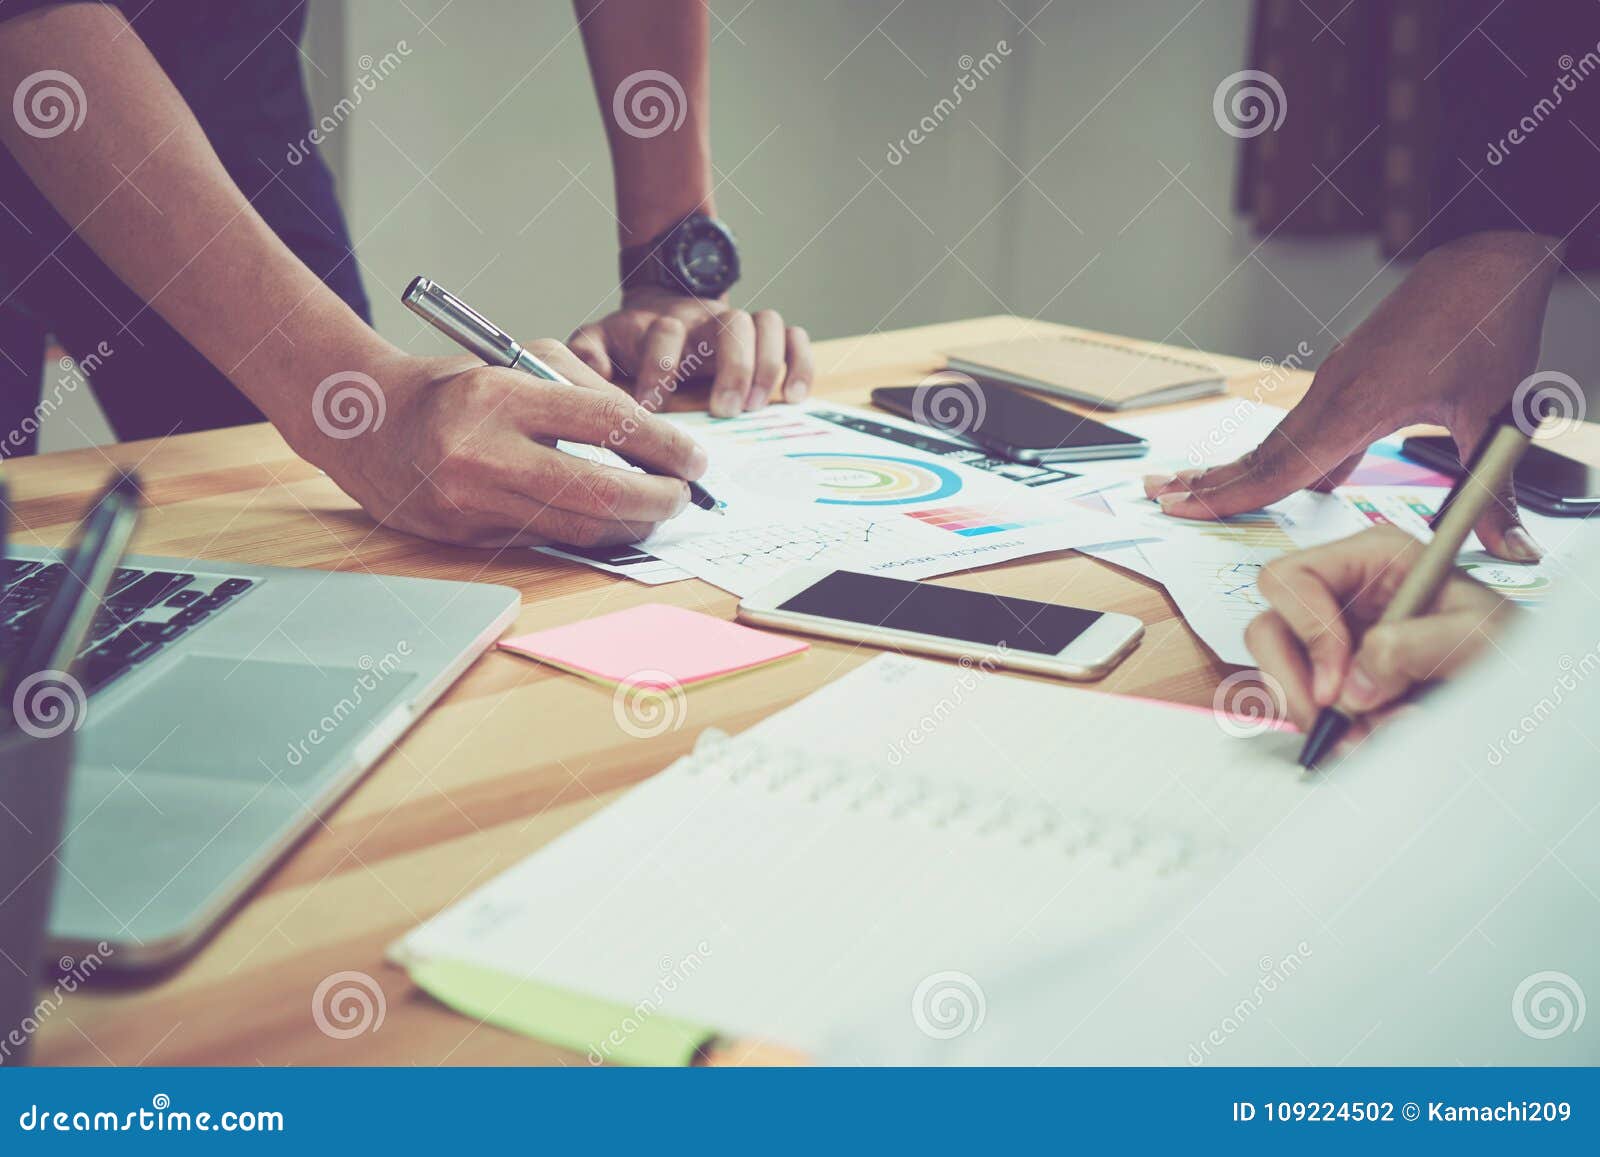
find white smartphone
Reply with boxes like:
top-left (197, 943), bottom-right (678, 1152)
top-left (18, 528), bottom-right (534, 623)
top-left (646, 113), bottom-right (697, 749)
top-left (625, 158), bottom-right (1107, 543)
top-left (737, 568), bottom-right (1143, 681)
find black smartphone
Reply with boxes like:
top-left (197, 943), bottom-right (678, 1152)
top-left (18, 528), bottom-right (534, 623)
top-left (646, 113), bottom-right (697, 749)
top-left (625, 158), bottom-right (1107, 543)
top-left (871, 382), bottom-right (1147, 464)
top-left (1401, 434), bottom-right (1600, 517)
top-left (739, 568), bottom-right (1144, 680)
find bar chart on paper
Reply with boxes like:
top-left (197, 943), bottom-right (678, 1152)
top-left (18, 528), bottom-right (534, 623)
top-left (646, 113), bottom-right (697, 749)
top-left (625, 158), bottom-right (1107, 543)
top-left (1133, 492), bottom-right (1372, 665)
top-left (644, 406), bottom-right (1124, 596)
top-left (713, 412), bottom-right (835, 446)
top-left (1335, 489), bottom-right (1587, 606)
top-left (1192, 513), bottom-right (1297, 553)
top-left (1108, 493), bottom-right (1310, 557)
top-left (906, 504), bottom-right (1050, 537)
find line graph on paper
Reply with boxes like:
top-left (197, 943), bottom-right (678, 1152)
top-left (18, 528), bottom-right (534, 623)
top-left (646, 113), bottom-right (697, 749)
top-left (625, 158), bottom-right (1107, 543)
top-left (1209, 561), bottom-right (1269, 622)
top-left (687, 516), bottom-right (926, 585)
top-left (694, 517), bottom-right (916, 567)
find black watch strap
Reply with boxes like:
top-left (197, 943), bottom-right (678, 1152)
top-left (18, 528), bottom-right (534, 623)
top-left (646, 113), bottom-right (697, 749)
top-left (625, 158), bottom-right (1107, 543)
top-left (618, 213), bottom-right (739, 297)
top-left (619, 243), bottom-right (666, 292)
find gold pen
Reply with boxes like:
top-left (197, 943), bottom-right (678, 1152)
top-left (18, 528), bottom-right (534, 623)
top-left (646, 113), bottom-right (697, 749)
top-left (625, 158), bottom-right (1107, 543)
top-left (1298, 398), bottom-right (1540, 767)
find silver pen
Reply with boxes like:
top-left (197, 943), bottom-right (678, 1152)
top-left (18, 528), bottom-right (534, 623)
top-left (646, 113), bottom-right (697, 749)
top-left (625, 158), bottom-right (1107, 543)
top-left (402, 276), bottom-right (720, 513)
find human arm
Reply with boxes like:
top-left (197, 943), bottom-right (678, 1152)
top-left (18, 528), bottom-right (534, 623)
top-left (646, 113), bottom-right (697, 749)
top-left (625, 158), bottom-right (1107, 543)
top-left (1145, 231), bottom-right (1562, 561)
top-left (0, 2), bottom-right (704, 548)
top-left (566, 0), bottom-right (812, 416)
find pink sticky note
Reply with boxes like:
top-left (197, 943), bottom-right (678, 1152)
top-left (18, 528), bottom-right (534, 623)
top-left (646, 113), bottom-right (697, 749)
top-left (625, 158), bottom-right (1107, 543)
top-left (499, 603), bottom-right (808, 689)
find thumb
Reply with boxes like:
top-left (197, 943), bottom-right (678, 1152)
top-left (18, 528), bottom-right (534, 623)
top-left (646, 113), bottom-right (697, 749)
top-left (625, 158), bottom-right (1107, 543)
top-left (1452, 425), bottom-right (1540, 562)
top-left (1337, 609), bottom-right (1495, 715)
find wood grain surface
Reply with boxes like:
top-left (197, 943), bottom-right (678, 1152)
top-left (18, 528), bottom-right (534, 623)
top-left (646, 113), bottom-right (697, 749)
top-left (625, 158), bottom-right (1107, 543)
top-left (11, 314), bottom-right (1559, 1066)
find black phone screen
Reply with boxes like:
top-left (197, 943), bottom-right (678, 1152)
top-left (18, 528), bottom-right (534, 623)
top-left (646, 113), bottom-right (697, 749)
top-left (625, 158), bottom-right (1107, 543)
top-left (1403, 435), bottom-right (1600, 502)
top-left (776, 570), bottom-right (1103, 655)
top-left (872, 384), bottom-right (1144, 453)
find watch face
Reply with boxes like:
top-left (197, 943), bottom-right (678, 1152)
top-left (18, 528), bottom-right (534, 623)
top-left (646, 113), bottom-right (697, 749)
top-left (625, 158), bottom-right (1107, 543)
top-left (667, 217), bottom-right (739, 296)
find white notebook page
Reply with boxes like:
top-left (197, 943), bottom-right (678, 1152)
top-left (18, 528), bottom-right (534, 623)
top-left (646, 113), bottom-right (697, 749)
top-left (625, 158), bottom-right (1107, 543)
top-left (395, 655), bottom-right (1319, 1053)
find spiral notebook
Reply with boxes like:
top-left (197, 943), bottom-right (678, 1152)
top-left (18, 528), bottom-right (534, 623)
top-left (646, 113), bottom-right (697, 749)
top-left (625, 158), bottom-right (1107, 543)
top-left (393, 655), bottom-right (1314, 1061)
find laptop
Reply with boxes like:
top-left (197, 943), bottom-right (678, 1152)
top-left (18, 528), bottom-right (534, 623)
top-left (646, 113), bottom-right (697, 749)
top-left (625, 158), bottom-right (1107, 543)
top-left (0, 546), bottom-right (518, 971)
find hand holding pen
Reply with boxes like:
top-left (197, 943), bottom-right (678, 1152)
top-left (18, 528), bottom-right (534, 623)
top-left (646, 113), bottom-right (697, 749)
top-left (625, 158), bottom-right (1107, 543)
top-left (404, 278), bottom-right (721, 514)
top-left (1240, 399), bottom-right (1539, 766)
top-left (289, 288), bottom-right (717, 550)
top-left (1243, 525), bottom-right (1511, 749)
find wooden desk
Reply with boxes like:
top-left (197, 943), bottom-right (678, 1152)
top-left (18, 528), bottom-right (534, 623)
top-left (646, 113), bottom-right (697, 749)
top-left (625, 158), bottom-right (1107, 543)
top-left (7, 316), bottom-right (1326, 1064)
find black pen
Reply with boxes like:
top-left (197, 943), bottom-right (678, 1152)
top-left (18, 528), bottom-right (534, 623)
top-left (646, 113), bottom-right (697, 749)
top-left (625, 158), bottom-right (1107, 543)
top-left (402, 277), bottom-right (721, 514)
top-left (1, 471), bottom-right (141, 728)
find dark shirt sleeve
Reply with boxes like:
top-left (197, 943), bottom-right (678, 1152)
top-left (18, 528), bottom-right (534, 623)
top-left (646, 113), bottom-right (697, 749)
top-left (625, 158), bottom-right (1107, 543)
top-left (1432, 0), bottom-right (1600, 255)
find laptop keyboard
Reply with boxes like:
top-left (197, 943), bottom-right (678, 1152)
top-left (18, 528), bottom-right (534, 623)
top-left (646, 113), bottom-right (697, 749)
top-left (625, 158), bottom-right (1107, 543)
top-left (0, 557), bottom-right (259, 697)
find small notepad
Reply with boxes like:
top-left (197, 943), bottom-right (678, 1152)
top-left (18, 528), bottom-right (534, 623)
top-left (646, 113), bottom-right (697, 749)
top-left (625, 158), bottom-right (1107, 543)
top-left (499, 603), bottom-right (808, 689)
top-left (945, 333), bottom-right (1224, 410)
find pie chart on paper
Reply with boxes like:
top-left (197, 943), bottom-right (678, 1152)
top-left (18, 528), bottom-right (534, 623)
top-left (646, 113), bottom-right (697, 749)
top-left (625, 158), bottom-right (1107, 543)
top-left (785, 452), bottom-right (964, 506)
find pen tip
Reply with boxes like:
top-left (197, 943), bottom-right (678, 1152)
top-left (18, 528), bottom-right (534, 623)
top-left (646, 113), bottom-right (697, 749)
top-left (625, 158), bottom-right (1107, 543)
top-left (1298, 707), bottom-right (1351, 770)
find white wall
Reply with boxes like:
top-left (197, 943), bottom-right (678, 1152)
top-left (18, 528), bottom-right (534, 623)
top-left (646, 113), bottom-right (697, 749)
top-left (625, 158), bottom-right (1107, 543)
top-left (35, 0), bottom-right (1600, 451)
top-left (334, 0), bottom-right (1600, 374)
top-left (334, 0), bottom-right (1034, 357)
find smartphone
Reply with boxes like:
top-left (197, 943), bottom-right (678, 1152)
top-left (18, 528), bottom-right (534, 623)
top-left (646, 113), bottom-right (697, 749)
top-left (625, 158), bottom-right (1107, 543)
top-left (1400, 435), bottom-right (1600, 517)
top-left (871, 382), bottom-right (1147, 464)
top-left (738, 568), bottom-right (1144, 680)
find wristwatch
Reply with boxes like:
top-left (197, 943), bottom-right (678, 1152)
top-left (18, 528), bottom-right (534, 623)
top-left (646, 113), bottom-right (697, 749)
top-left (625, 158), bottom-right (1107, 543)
top-left (620, 213), bottom-right (741, 298)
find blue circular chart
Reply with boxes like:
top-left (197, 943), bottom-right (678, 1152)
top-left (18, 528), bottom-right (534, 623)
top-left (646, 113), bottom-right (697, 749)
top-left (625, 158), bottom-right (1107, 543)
top-left (786, 452), bottom-right (964, 506)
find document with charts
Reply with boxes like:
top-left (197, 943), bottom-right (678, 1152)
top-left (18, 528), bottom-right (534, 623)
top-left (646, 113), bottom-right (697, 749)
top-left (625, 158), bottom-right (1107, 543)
top-left (1119, 489), bottom-right (1370, 665)
top-left (643, 405), bottom-right (1123, 595)
top-left (1334, 483), bottom-right (1596, 607)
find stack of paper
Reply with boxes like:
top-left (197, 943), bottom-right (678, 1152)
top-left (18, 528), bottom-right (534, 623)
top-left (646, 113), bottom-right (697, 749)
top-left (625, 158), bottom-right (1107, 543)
top-left (1039, 400), bottom-right (1599, 665)
top-left (640, 405), bottom-right (1123, 596)
top-left (539, 397), bottom-right (1600, 669)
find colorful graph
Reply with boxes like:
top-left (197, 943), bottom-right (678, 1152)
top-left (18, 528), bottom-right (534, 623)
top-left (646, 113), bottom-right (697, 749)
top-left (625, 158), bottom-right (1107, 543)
top-left (1461, 561), bottom-right (1553, 603)
top-left (1340, 489), bottom-right (1437, 532)
top-left (1210, 561), bottom-right (1270, 621)
top-left (787, 452), bottom-right (963, 506)
top-left (1346, 441), bottom-right (1455, 488)
top-left (906, 503), bottom-right (1044, 537)
top-left (1194, 511), bottom-right (1297, 552)
top-left (712, 413), bottom-right (832, 445)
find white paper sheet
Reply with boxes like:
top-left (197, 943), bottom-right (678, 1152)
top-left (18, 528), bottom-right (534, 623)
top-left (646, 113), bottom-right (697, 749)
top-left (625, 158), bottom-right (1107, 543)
top-left (394, 654), bottom-right (1313, 1057)
top-left (642, 405), bottom-right (1123, 596)
top-left (822, 553), bottom-right (1600, 1065)
top-left (1334, 484), bottom-right (1600, 606)
top-left (1044, 398), bottom-right (1290, 496)
top-left (1127, 490), bottom-right (1372, 664)
top-left (537, 544), bottom-right (691, 584)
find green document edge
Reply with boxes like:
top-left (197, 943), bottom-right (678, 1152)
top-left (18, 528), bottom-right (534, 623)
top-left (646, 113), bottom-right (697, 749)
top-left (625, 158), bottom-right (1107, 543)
top-left (407, 957), bottom-right (716, 1067)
